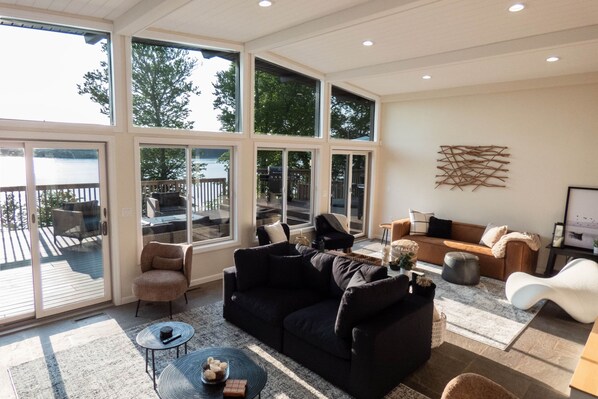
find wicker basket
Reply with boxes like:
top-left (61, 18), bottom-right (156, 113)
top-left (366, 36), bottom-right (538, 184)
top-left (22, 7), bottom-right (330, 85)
top-left (431, 312), bottom-right (446, 348)
top-left (390, 239), bottom-right (419, 267)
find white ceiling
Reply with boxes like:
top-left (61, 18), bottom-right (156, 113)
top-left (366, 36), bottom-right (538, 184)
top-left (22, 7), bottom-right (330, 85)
top-left (2, 0), bottom-right (598, 99)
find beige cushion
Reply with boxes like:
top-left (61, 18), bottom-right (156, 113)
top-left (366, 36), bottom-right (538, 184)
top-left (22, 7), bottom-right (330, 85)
top-left (409, 209), bottom-right (434, 235)
top-left (132, 270), bottom-right (188, 302)
top-left (479, 223), bottom-right (508, 248)
top-left (152, 256), bottom-right (183, 271)
top-left (264, 221), bottom-right (287, 243)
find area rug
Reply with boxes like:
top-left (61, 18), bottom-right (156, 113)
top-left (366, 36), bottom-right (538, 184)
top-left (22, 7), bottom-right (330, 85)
top-left (415, 262), bottom-right (543, 350)
top-left (9, 302), bottom-right (429, 399)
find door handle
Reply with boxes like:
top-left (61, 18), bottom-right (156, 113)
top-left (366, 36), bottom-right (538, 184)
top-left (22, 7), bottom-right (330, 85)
top-left (31, 213), bottom-right (36, 224)
top-left (102, 221), bottom-right (108, 236)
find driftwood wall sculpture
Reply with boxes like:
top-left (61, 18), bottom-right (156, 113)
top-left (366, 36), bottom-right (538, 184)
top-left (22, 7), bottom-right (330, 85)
top-left (436, 145), bottom-right (510, 191)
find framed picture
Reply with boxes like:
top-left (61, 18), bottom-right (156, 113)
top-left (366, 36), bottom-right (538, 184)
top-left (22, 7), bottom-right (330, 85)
top-left (563, 186), bottom-right (598, 250)
top-left (551, 222), bottom-right (564, 247)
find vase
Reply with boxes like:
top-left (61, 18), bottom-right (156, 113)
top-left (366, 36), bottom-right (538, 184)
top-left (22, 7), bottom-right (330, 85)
top-left (400, 268), bottom-right (412, 279)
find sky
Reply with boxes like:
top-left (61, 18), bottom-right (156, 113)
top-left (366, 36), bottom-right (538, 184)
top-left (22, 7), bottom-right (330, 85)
top-left (0, 24), bottom-right (230, 131)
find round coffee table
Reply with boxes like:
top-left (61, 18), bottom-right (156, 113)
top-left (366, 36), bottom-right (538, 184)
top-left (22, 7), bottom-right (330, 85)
top-left (158, 347), bottom-right (267, 399)
top-left (136, 321), bottom-right (195, 389)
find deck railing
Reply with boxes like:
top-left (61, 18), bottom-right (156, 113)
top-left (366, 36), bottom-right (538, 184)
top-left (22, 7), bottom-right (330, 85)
top-left (1, 178), bottom-right (228, 231)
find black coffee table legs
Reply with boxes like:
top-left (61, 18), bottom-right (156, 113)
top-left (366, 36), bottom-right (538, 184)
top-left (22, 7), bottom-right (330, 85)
top-left (145, 342), bottom-right (189, 389)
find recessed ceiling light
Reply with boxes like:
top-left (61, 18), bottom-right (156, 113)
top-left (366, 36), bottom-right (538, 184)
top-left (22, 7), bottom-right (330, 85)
top-left (546, 56), bottom-right (560, 62)
top-left (362, 40), bottom-right (374, 47)
top-left (422, 75), bottom-right (432, 80)
top-left (508, 3), bottom-right (525, 12)
top-left (258, 0), bottom-right (272, 7)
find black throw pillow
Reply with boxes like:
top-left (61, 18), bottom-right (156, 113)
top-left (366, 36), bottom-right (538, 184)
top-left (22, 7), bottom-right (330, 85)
top-left (269, 254), bottom-right (303, 289)
top-left (330, 257), bottom-right (388, 298)
top-left (302, 252), bottom-right (335, 295)
top-left (234, 241), bottom-right (290, 291)
top-left (335, 274), bottom-right (410, 340)
top-left (427, 216), bottom-right (453, 239)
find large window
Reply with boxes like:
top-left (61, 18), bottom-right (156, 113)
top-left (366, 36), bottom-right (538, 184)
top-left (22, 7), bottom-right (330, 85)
top-left (330, 86), bottom-right (375, 141)
top-left (0, 18), bottom-right (111, 124)
top-left (140, 145), bottom-right (232, 246)
top-left (256, 149), bottom-right (313, 228)
top-left (132, 39), bottom-right (240, 132)
top-left (254, 59), bottom-right (320, 137)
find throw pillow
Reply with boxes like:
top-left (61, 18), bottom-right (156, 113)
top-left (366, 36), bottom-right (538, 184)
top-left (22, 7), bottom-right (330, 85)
top-left (479, 223), bottom-right (508, 248)
top-left (335, 274), bottom-right (409, 340)
top-left (409, 209), bottom-right (434, 235)
top-left (302, 252), bottom-right (335, 295)
top-left (346, 269), bottom-right (367, 289)
top-left (151, 256), bottom-right (183, 271)
top-left (330, 257), bottom-right (388, 298)
top-left (234, 241), bottom-right (290, 291)
top-left (269, 254), bottom-right (303, 289)
top-left (427, 216), bottom-right (453, 239)
top-left (264, 221), bottom-right (287, 243)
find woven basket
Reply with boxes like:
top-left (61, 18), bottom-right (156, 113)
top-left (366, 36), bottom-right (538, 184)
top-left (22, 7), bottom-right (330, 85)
top-left (431, 312), bottom-right (446, 348)
top-left (390, 239), bottom-right (419, 267)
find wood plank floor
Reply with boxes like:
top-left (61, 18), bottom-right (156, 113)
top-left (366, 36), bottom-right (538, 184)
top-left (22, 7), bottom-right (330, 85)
top-left (0, 227), bottom-right (104, 321)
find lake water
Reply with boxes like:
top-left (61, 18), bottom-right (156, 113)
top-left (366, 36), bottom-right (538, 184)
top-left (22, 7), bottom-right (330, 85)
top-left (0, 157), bottom-right (227, 187)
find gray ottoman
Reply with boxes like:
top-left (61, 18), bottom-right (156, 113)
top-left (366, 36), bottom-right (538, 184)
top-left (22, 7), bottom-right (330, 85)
top-left (441, 252), bottom-right (480, 285)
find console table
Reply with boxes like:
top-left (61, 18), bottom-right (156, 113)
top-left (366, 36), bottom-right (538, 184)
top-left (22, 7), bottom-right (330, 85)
top-left (544, 245), bottom-right (598, 276)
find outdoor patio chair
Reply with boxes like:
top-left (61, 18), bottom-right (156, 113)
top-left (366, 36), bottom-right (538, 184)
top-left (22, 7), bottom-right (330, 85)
top-left (146, 191), bottom-right (187, 218)
top-left (132, 241), bottom-right (193, 319)
top-left (52, 200), bottom-right (101, 245)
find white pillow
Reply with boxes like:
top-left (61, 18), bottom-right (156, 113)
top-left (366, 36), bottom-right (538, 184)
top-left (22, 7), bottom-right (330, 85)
top-left (409, 209), bottom-right (434, 235)
top-left (264, 221), bottom-right (287, 243)
top-left (479, 223), bottom-right (508, 247)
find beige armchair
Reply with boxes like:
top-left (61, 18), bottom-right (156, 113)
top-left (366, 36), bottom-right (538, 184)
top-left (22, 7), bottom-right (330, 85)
top-left (441, 373), bottom-right (518, 399)
top-left (132, 242), bottom-right (193, 319)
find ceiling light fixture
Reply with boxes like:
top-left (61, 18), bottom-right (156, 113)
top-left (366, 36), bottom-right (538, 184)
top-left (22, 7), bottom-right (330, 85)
top-left (546, 56), bottom-right (560, 62)
top-left (508, 3), bottom-right (525, 12)
top-left (362, 40), bottom-right (374, 47)
top-left (258, 0), bottom-right (272, 7)
top-left (422, 75), bottom-right (432, 80)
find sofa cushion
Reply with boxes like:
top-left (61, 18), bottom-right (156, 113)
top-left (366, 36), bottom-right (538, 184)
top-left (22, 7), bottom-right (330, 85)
top-left (232, 287), bottom-right (322, 325)
top-left (302, 252), bottom-right (335, 295)
top-left (234, 241), bottom-right (290, 291)
top-left (409, 209), bottom-right (434, 235)
top-left (480, 223), bottom-right (508, 247)
top-left (283, 299), bottom-right (351, 360)
top-left (335, 274), bottom-right (410, 340)
top-left (329, 257), bottom-right (388, 299)
top-left (151, 256), bottom-right (183, 271)
top-left (427, 216), bottom-right (453, 239)
top-left (295, 244), bottom-right (318, 259)
top-left (269, 254), bottom-right (303, 289)
top-left (157, 192), bottom-right (182, 207)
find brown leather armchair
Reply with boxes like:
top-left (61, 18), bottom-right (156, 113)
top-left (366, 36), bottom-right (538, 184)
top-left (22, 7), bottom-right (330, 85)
top-left (132, 242), bottom-right (193, 319)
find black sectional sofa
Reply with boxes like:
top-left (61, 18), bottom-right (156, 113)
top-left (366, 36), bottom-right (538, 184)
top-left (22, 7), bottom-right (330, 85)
top-left (223, 242), bottom-right (434, 398)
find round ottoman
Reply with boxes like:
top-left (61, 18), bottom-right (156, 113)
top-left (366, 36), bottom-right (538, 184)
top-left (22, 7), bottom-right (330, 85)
top-left (441, 252), bottom-right (480, 285)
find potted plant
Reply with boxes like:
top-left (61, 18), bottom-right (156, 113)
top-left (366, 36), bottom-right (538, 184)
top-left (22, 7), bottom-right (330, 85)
top-left (593, 239), bottom-right (598, 255)
top-left (389, 252), bottom-right (415, 275)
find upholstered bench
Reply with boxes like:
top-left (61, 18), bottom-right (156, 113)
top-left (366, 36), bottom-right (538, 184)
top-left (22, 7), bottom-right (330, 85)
top-left (442, 252), bottom-right (480, 285)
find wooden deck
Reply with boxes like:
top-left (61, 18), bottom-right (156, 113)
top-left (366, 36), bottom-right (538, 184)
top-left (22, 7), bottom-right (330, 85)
top-left (0, 226), bottom-right (104, 322)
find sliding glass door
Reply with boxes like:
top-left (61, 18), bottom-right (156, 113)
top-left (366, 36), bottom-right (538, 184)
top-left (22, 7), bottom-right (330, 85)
top-left (0, 141), bottom-right (111, 325)
top-left (330, 152), bottom-right (369, 236)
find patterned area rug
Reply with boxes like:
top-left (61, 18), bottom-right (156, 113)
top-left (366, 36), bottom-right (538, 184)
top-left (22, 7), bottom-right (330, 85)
top-left (9, 303), bottom-right (429, 399)
top-left (353, 243), bottom-right (542, 350)
top-left (415, 262), bottom-right (543, 350)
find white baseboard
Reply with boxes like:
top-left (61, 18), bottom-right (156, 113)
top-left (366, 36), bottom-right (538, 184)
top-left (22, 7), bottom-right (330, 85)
top-left (120, 273), bottom-right (223, 305)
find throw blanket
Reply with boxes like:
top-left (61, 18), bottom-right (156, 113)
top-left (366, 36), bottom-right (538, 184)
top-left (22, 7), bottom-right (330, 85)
top-left (492, 232), bottom-right (541, 258)
top-left (323, 213), bottom-right (348, 234)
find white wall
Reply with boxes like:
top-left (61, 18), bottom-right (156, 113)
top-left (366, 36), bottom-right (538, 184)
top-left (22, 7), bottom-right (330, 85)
top-left (377, 83), bottom-right (598, 272)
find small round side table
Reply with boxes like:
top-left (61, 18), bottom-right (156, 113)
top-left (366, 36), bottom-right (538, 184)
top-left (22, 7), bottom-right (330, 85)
top-left (136, 321), bottom-right (195, 389)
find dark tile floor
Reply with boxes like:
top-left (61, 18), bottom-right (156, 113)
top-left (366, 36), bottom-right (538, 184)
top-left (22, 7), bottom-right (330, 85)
top-left (0, 243), bottom-right (593, 399)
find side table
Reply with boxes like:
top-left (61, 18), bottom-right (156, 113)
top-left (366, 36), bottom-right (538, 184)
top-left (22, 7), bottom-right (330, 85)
top-left (379, 222), bottom-right (391, 246)
top-left (136, 321), bottom-right (195, 389)
top-left (544, 245), bottom-right (598, 276)
top-left (158, 347), bottom-right (267, 399)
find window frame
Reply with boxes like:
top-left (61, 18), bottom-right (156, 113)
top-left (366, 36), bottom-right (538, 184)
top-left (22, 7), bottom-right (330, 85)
top-left (254, 143), bottom-right (317, 233)
top-left (330, 85), bottom-right (376, 142)
top-left (135, 137), bottom-right (237, 251)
